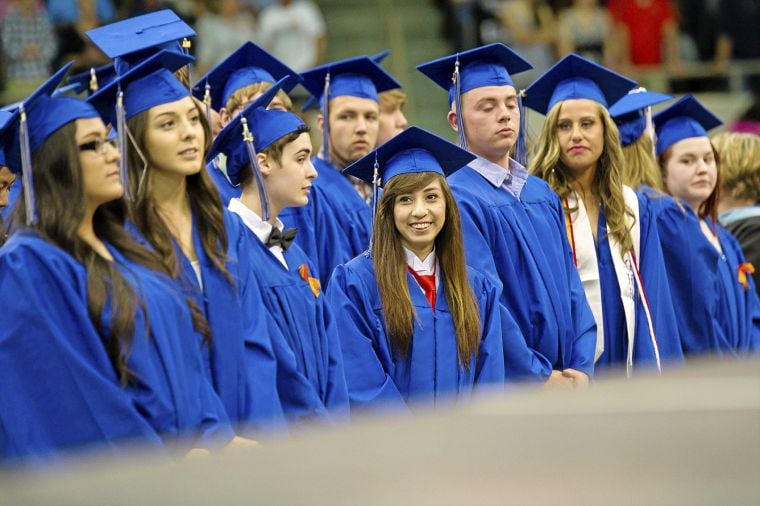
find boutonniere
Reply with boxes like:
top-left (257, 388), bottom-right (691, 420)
top-left (299, 264), bottom-right (321, 297)
top-left (738, 262), bottom-right (755, 292)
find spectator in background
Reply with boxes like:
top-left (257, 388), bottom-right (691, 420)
top-left (497, 0), bottom-right (556, 82)
top-left (1, 0), bottom-right (56, 103)
top-left (195, 0), bottom-right (256, 75)
top-left (607, 0), bottom-right (682, 74)
top-left (257, 0), bottom-right (326, 73)
top-left (713, 0), bottom-right (760, 93)
top-left (47, 0), bottom-right (116, 71)
top-left (556, 0), bottom-right (614, 66)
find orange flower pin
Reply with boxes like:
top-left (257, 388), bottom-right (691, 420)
top-left (299, 264), bottom-right (321, 297)
top-left (738, 262), bottom-right (755, 292)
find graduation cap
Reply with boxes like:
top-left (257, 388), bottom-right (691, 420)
top-left (652, 94), bottom-right (722, 156)
top-left (192, 41), bottom-right (303, 115)
top-left (301, 50), bottom-right (393, 112)
top-left (300, 55), bottom-right (400, 165)
top-left (609, 89), bottom-right (673, 147)
top-left (207, 77), bottom-right (306, 220)
top-left (523, 54), bottom-right (637, 115)
top-left (59, 64), bottom-right (118, 97)
top-left (416, 43), bottom-right (533, 158)
top-left (86, 9), bottom-right (195, 75)
top-left (0, 63), bottom-right (101, 224)
top-left (0, 110), bottom-right (11, 167)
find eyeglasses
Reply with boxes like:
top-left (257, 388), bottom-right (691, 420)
top-left (78, 138), bottom-right (118, 155)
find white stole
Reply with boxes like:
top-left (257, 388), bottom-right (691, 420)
top-left (566, 186), bottom-right (641, 369)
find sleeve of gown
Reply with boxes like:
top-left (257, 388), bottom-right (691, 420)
top-left (315, 267), bottom-right (351, 418)
top-left (325, 264), bottom-right (408, 412)
top-left (0, 246), bottom-right (163, 462)
top-left (472, 276), bottom-right (505, 388)
top-left (455, 191), bottom-right (504, 294)
top-left (226, 216), bottom-right (286, 432)
top-left (638, 197), bottom-right (685, 364)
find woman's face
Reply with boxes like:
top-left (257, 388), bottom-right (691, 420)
top-left (144, 96), bottom-right (205, 177)
top-left (663, 136), bottom-right (717, 211)
top-left (392, 177), bottom-right (446, 258)
top-left (556, 99), bottom-right (605, 179)
top-left (76, 117), bottom-right (123, 209)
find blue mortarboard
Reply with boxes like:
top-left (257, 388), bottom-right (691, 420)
top-left (0, 110), bottom-right (11, 167)
top-left (301, 50), bottom-right (394, 112)
top-left (1, 63), bottom-right (101, 223)
top-left (416, 43), bottom-right (533, 106)
top-left (653, 94), bottom-right (722, 156)
top-left (86, 9), bottom-right (194, 60)
top-left (192, 41), bottom-right (302, 113)
top-left (208, 77), bottom-right (305, 218)
top-left (343, 125), bottom-right (475, 186)
top-left (609, 89), bottom-right (672, 147)
top-left (88, 49), bottom-right (194, 125)
top-left (523, 54), bottom-right (637, 115)
top-left (300, 55), bottom-right (401, 104)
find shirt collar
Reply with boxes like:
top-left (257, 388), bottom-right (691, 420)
top-left (404, 247), bottom-right (436, 275)
top-left (468, 155), bottom-right (529, 198)
top-left (228, 198), bottom-right (284, 243)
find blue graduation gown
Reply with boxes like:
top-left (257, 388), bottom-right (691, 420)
top-left (592, 194), bottom-right (684, 371)
top-left (653, 196), bottom-right (760, 355)
top-left (448, 168), bottom-right (596, 380)
top-left (326, 254), bottom-right (506, 411)
top-left (241, 229), bottom-right (350, 423)
top-left (207, 156), bottom-right (241, 206)
top-left (177, 210), bottom-right (285, 434)
top-left (280, 156), bottom-right (372, 288)
top-left (0, 231), bottom-right (232, 463)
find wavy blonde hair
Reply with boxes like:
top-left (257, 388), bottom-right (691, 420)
top-left (711, 132), bottom-right (760, 202)
top-left (529, 100), bottom-right (635, 257)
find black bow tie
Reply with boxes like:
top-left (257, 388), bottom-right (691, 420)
top-left (266, 227), bottom-right (297, 251)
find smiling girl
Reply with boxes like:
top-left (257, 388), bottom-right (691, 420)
top-left (326, 127), bottom-right (507, 411)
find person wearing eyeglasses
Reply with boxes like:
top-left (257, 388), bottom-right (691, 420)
top-left (0, 65), bottom-right (236, 463)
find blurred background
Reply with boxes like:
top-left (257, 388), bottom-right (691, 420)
top-left (1, 0), bottom-right (758, 140)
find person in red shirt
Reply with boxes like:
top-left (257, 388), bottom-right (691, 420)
top-left (608, 0), bottom-right (682, 71)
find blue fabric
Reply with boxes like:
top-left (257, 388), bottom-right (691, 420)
top-left (280, 156), bottom-right (372, 289)
top-left (327, 254), bottom-right (505, 411)
top-left (653, 95), bottom-right (722, 156)
top-left (448, 167), bottom-right (596, 380)
top-left (206, 157), bottom-right (241, 206)
top-left (47, 0), bottom-right (116, 24)
top-left (0, 231), bottom-right (232, 463)
top-left (242, 230), bottom-right (349, 423)
top-left (173, 210), bottom-right (285, 435)
top-left (651, 195), bottom-right (760, 355)
top-left (593, 194), bottom-right (684, 372)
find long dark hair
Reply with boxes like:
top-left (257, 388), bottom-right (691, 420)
top-left (125, 99), bottom-right (233, 287)
top-left (15, 122), bottom-right (170, 385)
top-left (372, 172), bottom-right (481, 369)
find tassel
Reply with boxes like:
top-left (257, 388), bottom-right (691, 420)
top-left (116, 89), bottom-right (131, 200)
top-left (453, 57), bottom-right (467, 150)
top-left (369, 152), bottom-right (381, 250)
top-left (203, 83), bottom-right (212, 121)
top-left (89, 67), bottom-right (99, 93)
top-left (241, 117), bottom-right (270, 221)
top-left (18, 105), bottom-right (36, 225)
top-left (320, 71), bottom-right (331, 164)
top-left (513, 90), bottom-right (528, 167)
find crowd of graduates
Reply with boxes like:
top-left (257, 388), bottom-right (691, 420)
top-left (0, 8), bottom-right (758, 465)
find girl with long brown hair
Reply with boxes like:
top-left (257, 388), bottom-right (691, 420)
top-left (525, 54), bottom-right (683, 375)
top-left (326, 127), bottom-right (507, 411)
top-left (88, 50), bottom-right (284, 435)
top-left (0, 67), bottom-right (233, 462)
top-left (653, 95), bottom-right (760, 355)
